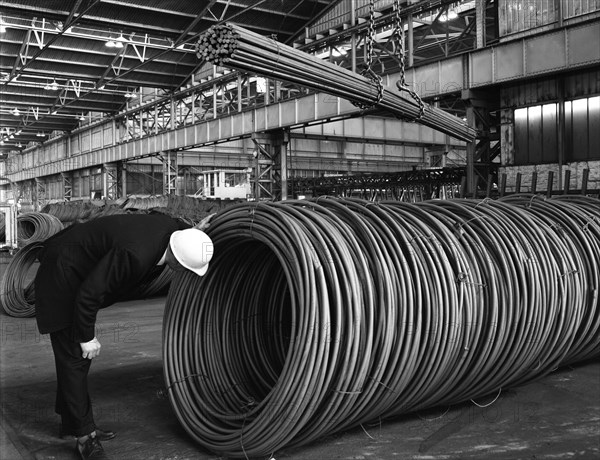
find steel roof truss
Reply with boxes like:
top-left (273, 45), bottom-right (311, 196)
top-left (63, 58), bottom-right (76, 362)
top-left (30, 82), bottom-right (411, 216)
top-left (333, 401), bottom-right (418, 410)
top-left (4, 0), bottom-right (102, 85)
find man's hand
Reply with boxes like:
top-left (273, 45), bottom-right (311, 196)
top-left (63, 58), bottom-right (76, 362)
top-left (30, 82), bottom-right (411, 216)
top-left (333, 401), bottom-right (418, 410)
top-left (80, 337), bottom-right (101, 359)
top-left (194, 213), bottom-right (217, 231)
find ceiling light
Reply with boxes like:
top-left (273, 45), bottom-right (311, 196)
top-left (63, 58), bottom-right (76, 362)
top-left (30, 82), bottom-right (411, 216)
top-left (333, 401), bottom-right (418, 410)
top-left (36, 131), bottom-right (45, 137)
top-left (11, 107), bottom-right (20, 116)
top-left (17, 143), bottom-right (22, 148)
top-left (79, 114), bottom-right (86, 121)
top-left (45, 79), bottom-right (59, 91)
top-left (125, 91), bottom-right (135, 98)
top-left (106, 32), bottom-right (126, 48)
top-left (0, 15), bottom-right (7, 34)
top-left (115, 33), bottom-right (126, 48)
top-left (9, 134), bottom-right (14, 139)
top-left (440, 9), bottom-right (459, 22)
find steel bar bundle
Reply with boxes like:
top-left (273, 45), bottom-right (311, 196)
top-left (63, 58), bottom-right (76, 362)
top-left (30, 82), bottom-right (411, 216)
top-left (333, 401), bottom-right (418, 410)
top-left (123, 196), bottom-right (170, 210)
top-left (195, 23), bottom-right (476, 142)
top-left (17, 212), bottom-right (64, 246)
top-left (41, 201), bottom-right (129, 224)
top-left (163, 196), bottom-right (600, 458)
top-left (0, 241), bottom-right (43, 317)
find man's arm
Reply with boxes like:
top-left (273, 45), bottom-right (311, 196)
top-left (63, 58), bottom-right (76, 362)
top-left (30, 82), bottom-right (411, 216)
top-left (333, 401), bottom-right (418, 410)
top-left (194, 213), bottom-right (216, 231)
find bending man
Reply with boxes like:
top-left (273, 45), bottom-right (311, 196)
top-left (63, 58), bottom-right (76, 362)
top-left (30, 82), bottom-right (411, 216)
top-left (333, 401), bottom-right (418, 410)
top-left (34, 212), bottom-right (214, 460)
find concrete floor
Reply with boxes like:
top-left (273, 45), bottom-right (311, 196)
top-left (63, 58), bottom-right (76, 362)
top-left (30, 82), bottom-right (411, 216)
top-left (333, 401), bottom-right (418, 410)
top-left (1, 262), bottom-right (599, 459)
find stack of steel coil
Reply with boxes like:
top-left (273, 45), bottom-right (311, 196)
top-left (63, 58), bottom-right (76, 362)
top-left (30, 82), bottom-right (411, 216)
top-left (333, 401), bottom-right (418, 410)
top-left (163, 195), bottom-right (600, 458)
top-left (41, 201), bottom-right (129, 224)
top-left (0, 241), bottom-right (43, 317)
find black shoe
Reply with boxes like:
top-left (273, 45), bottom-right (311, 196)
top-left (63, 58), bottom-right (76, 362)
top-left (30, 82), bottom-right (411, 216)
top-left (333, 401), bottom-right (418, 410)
top-left (77, 435), bottom-right (109, 460)
top-left (61, 428), bottom-right (116, 441)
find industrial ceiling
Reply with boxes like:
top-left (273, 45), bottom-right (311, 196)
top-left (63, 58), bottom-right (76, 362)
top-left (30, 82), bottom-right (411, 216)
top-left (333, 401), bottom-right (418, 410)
top-left (0, 0), bottom-right (333, 151)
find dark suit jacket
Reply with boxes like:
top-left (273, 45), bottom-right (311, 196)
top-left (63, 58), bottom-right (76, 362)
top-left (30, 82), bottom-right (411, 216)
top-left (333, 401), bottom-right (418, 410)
top-left (34, 213), bottom-right (188, 342)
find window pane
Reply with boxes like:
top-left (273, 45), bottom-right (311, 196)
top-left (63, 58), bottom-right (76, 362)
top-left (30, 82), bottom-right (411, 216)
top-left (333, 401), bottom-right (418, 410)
top-left (588, 96), bottom-right (600, 160)
top-left (572, 98), bottom-right (589, 161)
top-left (514, 108), bottom-right (529, 164)
top-left (542, 103), bottom-right (558, 162)
top-left (528, 105), bottom-right (543, 163)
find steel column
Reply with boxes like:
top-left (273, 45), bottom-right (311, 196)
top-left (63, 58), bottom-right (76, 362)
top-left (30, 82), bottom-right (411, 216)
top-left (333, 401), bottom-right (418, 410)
top-left (121, 161), bottom-right (128, 197)
top-left (61, 172), bottom-right (72, 201)
top-left (103, 162), bottom-right (120, 200)
top-left (251, 135), bottom-right (275, 201)
top-left (34, 177), bottom-right (46, 211)
top-left (158, 151), bottom-right (178, 195)
top-left (476, 0), bottom-right (486, 49)
top-left (462, 89), bottom-right (500, 198)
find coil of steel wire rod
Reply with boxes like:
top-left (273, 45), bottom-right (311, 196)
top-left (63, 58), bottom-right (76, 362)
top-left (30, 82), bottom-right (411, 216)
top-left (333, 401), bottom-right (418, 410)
top-left (0, 241), bottom-right (43, 317)
top-left (127, 266), bottom-right (174, 300)
top-left (17, 212), bottom-right (64, 246)
top-left (162, 196), bottom-right (600, 458)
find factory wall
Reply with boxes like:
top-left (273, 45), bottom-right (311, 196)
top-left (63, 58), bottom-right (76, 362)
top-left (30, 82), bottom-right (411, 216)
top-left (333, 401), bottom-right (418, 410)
top-left (499, 0), bottom-right (600, 36)
top-left (499, 68), bottom-right (600, 192)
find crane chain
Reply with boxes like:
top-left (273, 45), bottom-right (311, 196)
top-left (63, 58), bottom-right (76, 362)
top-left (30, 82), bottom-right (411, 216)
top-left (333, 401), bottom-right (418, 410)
top-left (393, 0), bottom-right (425, 121)
top-left (353, 0), bottom-right (384, 110)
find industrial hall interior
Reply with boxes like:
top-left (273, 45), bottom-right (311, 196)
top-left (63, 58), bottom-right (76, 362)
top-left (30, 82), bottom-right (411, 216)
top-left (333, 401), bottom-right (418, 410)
top-left (0, 0), bottom-right (599, 459)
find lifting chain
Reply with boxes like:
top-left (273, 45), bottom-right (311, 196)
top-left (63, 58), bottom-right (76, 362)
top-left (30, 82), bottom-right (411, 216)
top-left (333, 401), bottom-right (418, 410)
top-left (352, 0), bottom-right (384, 110)
top-left (393, 0), bottom-right (425, 120)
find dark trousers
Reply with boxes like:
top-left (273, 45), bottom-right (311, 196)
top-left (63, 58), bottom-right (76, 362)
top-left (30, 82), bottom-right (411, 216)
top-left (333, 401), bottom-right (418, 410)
top-left (50, 328), bottom-right (96, 437)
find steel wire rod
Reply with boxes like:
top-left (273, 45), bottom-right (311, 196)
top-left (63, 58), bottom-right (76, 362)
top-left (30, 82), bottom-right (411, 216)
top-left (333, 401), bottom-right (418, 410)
top-left (195, 24), bottom-right (476, 142)
top-left (125, 265), bottom-right (174, 299)
top-left (0, 241), bottom-right (43, 317)
top-left (163, 196), bottom-right (600, 458)
top-left (16, 212), bottom-right (64, 246)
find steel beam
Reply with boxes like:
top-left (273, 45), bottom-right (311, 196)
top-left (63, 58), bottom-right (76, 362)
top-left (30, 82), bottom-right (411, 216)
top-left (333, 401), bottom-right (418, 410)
top-left (394, 20), bottom-right (600, 99)
top-left (7, 92), bottom-right (456, 182)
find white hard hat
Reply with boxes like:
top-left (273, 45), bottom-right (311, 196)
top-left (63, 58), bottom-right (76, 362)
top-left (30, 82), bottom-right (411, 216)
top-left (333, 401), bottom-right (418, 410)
top-left (169, 229), bottom-right (214, 276)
